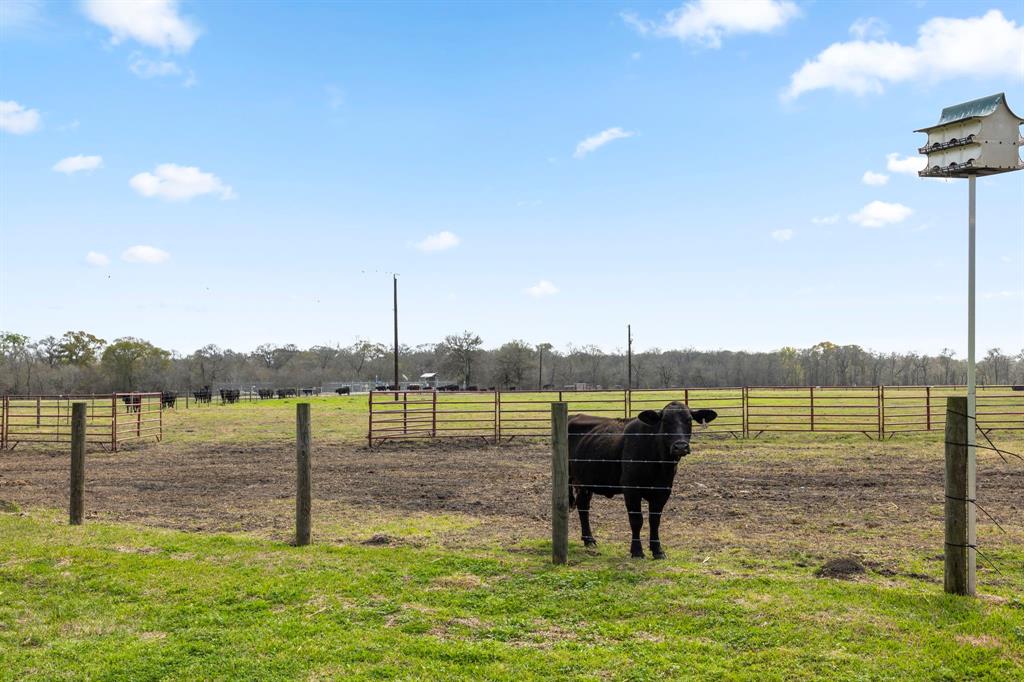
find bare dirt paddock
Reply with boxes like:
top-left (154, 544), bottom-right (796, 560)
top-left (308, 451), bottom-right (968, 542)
top-left (2, 434), bottom-right (1022, 561)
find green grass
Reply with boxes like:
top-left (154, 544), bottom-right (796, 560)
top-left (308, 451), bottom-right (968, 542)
top-left (2, 511), bottom-right (1022, 681)
top-left (4, 395), bottom-right (1023, 679)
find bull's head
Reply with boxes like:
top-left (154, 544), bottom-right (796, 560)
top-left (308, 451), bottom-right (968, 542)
top-left (636, 401), bottom-right (717, 459)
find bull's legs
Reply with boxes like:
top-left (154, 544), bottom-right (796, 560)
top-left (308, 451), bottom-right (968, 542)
top-left (576, 488), bottom-right (596, 547)
top-left (648, 494), bottom-right (669, 559)
top-left (624, 493), bottom-right (644, 558)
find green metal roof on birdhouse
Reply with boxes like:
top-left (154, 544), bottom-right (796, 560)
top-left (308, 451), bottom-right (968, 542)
top-left (915, 93), bottom-right (1023, 178)
top-left (915, 93), bottom-right (1022, 132)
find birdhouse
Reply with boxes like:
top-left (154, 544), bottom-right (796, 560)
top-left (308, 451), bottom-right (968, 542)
top-left (915, 93), bottom-right (1023, 178)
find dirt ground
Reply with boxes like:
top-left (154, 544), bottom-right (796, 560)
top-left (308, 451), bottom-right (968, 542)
top-left (2, 433), bottom-right (1022, 560)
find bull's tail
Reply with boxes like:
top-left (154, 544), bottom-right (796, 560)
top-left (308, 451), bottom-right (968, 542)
top-left (568, 481), bottom-right (576, 510)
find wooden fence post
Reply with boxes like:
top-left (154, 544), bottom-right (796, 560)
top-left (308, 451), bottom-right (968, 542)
top-left (551, 402), bottom-right (569, 565)
top-left (944, 396), bottom-right (975, 596)
top-left (926, 386), bottom-right (932, 431)
top-left (295, 402), bottom-right (312, 546)
top-left (70, 402), bottom-right (86, 525)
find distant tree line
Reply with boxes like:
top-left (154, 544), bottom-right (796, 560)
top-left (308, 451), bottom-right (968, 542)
top-left (1, 330), bottom-right (1022, 395)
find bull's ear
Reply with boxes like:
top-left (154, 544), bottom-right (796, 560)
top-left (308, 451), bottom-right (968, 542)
top-left (637, 410), bottom-right (662, 426)
top-left (691, 409), bottom-right (717, 425)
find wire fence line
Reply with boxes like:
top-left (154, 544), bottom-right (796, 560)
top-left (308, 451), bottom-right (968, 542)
top-left (368, 385), bottom-right (1024, 446)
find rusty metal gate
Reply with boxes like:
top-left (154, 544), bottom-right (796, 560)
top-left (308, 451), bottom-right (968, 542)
top-left (367, 385), bottom-right (1024, 446)
top-left (1, 393), bottom-right (162, 451)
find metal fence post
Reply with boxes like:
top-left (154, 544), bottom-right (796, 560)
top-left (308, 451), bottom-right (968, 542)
top-left (944, 396), bottom-right (975, 596)
top-left (70, 402), bottom-right (86, 525)
top-left (432, 389), bottom-right (437, 437)
top-left (111, 394), bottom-right (118, 452)
top-left (878, 386), bottom-right (885, 439)
top-left (494, 391), bottom-right (501, 443)
top-left (742, 386), bottom-right (748, 438)
top-left (36, 396), bottom-right (41, 428)
top-left (551, 401), bottom-right (569, 565)
top-left (296, 402), bottom-right (312, 546)
top-left (367, 391), bottom-right (373, 447)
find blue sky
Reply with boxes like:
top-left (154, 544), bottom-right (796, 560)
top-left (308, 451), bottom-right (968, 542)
top-left (1, 1), bottom-right (1021, 356)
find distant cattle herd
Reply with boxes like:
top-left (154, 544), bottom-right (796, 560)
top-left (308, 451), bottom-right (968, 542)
top-left (119, 384), bottom-right (496, 411)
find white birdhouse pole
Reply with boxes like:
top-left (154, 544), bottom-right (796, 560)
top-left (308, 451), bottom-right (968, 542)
top-left (916, 93), bottom-right (1023, 596)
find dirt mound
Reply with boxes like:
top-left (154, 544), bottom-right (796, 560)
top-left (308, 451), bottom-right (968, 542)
top-left (362, 534), bottom-right (393, 545)
top-left (815, 557), bottom-right (866, 580)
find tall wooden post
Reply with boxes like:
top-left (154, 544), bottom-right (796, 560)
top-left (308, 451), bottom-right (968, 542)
top-left (551, 402), bottom-right (569, 565)
top-left (295, 403), bottom-right (312, 546)
top-left (944, 396), bottom-right (975, 595)
top-left (70, 402), bottom-right (86, 525)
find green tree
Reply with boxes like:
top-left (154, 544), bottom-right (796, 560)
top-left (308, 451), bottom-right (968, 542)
top-left (438, 331), bottom-right (483, 387)
top-left (494, 340), bottom-right (533, 388)
top-left (58, 331), bottom-right (106, 366)
top-left (101, 338), bottom-right (170, 390)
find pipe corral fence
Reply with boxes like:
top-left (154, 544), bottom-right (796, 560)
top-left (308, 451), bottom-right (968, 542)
top-left (0, 393), bottom-right (162, 451)
top-left (367, 385), bottom-right (1024, 446)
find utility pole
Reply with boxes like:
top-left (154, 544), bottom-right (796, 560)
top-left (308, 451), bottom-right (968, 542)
top-left (622, 323), bottom-right (630, 387)
top-left (393, 274), bottom-right (399, 401)
top-left (538, 344), bottom-right (543, 390)
top-left (627, 324), bottom-right (633, 390)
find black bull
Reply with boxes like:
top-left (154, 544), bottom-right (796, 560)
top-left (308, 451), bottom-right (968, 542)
top-left (568, 401), bottom-right (717, 559)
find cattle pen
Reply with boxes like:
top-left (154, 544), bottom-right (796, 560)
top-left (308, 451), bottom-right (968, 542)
top-left (367, 385), bottom-right (1024, 446)
top-left (0, 393), bottom-right (163, 451)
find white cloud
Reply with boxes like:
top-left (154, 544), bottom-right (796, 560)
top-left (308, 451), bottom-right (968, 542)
top-left (526, 280), bottom-right (559, 297)
top-left (82, 0), bottom-right (200, 53)
top-left (885, 152), bottom-right (926, 176)
top-left (53, 154), bottom-right (104, 174)
top-left (85, 251), bottom-right (110, 266)
top-left (849, 200), bottom-right (913, 228)
top-left (784, 10), bottom-right (1024, 99)
top-left (129, 53), bottom-right (181, 78)
top-left (771, 229), bottom-right (794, 241)
top-left (0, 1), bottom-right (43, 29)
top-left (122, 245), bottom-right (170, 264)
top-left (861, 170), bottom-right (889, 186)
top-left (622, 0), bottom-right (799, 48)
top-left (574, 127), bottom-right (635, 158)
top-left (415, 230), bottom-right (460, 253)
top-left (129, 163), bottom-right (235, 201)
top-left (849, 17), bottom-right (888, 41)
top-left (811, 214), bottom-right (840, 225)
top-left (0, 100), bottom-right (40, 134)
top-left (982, 290), bottom-right (1021, 300)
